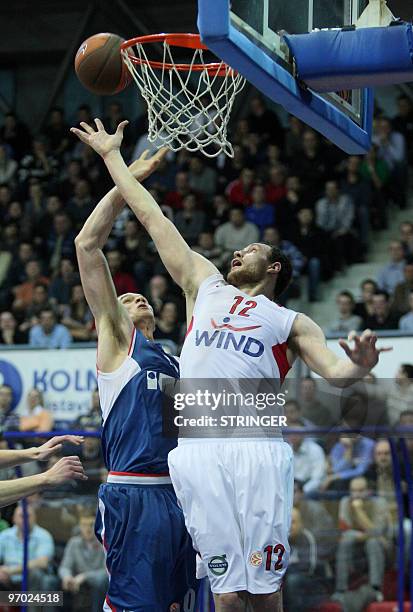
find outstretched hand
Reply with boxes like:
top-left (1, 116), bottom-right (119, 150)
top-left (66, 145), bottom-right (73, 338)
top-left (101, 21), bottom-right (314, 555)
top-left (34, 435), bottom-right (84, 461)
top-left (338, 329), bottom-right (392, 371)
top-left (128, 148), bottom-right (168, 182)
top-left (70, 118), bottom-right (128, 158)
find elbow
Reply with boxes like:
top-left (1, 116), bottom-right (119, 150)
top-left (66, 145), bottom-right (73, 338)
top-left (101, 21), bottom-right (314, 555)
top-left (75, 234), bottom-right (96, 253)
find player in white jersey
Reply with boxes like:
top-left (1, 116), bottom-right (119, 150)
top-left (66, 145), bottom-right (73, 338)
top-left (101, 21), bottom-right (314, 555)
top-left (71, 119), bottom-right (391, 612)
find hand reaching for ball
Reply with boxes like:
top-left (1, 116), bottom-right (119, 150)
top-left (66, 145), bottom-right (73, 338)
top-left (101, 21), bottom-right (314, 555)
top-left (71, 118), bottom-right (127, 158)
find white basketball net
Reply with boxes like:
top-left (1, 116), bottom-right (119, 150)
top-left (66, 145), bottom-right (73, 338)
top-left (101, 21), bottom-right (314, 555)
top-left (121, 40), bottom-right (246, 158)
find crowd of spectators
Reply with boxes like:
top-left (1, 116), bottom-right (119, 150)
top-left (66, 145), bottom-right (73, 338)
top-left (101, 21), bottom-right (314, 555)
top-left (1, 93), bottom-right (413, 611)
top-left (0, 94), bottom-right (412, 352)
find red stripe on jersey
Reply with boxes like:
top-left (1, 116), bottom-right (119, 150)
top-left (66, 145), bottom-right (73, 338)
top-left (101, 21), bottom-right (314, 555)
top-left (272, 342), bottom-right (290, 384)
top-left (105, 595), bottom-right (116, 611)
top-left (109, 471), bottom-right (170, 477)
top-left (185, 316), bottom-right (194, 338)
top-left (127, 328), bottom-right (136, 356)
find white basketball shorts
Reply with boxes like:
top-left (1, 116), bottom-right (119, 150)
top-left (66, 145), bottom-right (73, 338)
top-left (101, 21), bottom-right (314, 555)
top-left (168, 439), bottom-right (294, 594)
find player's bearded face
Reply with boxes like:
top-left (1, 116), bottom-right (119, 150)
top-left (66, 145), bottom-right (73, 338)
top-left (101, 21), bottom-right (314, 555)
top-left (227, 244), bottom-right (270, 286)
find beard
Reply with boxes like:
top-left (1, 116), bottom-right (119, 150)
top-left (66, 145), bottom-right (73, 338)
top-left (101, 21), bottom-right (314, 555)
top-left (226, 261), bottom-right (267, 288)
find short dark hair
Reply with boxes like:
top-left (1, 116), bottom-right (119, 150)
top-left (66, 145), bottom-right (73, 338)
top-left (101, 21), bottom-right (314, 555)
top-left (361, 278), bottom-right (377, 289)
top-left (374, 290), bottom-right (390, 301)
top-left (401, 364), bottom-right (413, 379)
top-left (338, 290), bottom-right (354, 302)
top-left (268, 246), bottom-right (293, 300)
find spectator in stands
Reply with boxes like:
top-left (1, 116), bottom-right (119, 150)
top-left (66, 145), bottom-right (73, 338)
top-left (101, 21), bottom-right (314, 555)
top-left (285, 115), bottom-right (304, 160)
top-left (274, 175), bottom-right (305, 239)
top-left (247, 95), bottom-right (284, 144)
top-left (61, 284), bottom-right (94, 342)
top-left (47, 212), bottom-right (76, 274)
top-left (193, 231), bottom-right (224, 270)
top-left (265, 165), bottom-right (287, 206)
top-left (400, 220), bottom-right (413, 258)
top-left (154, 301), bottom-right (182, 348)
top-left (341, 155), bottom-right (372, 252)
top-left (42, 106), bottom-right (70, 160)
top-left (106, 249), bottom-right (138, 296)
top-left (5, 241), bottom-right (36, 288)
top-left (284, 400), bottom-right (313, 428)
top-left (322, 432), bottom-right (374, 493)
top-left (0, 112), bottom-right (32, 161)
top-left (293, 208), bottom-right (332, 301)
top-left (0, 505), bottom-right (57, 591)
top-left (19, 388), bottom-right (53, 432)
top-left (293, 480), bottom-right (336, 561)
top-left (292, 129), bottom-right (327, 200)
top-left (399, 288), bottom-right (413, 332)
top-left (59, 510), bottom-right (108, 612)
top-left (29, 308), bottom-right (71, 349)
top-left (376, 240), bottom-right (405, 295)
top-left (164, 171), bottom-right (192, 210)
top-left (0, 144), bottom-right (17, 186)
top-left (0, 184), bottom-right (12, 214)
top-left (77, 428), bottom-right (104, 495)
top-left (365, 439), bottom-right (398, 533)
top-left (0, 311), bottom-right (27, 345)
top-left (245, 184), bottom-right (275, 235)
top-left (48, 257), bottom-right (79, 307)
top-left (393, 95), bottom-right (413, 163)
top-left (332, 476), bottom-right (389, 604)
top-left (187, 156), bottom-right (217, 203)
top-left (283, 507), bottom-right (324, 612)
top-left (226, 167), bottom-right (255, 206)
top-left (174, 193), bottom-right (206, 245)
top-left (37, 194), bottom-right (64, 240)
top-left (354, 278), bottom-right (378, 324)
top-left (24, 180), bottom-right (46, 226)
top-left (12, 260), bottom-right (49, 313)
top-left (365, 290), bottom-right (400, 330)
top-left (386, 364), bottom-right (413, 425)
top-left (286, 420), bottom-right (327, 495)
top-left (148, 274), bottom-right (172, 317)
top-left (209, 194), bottom-right (230, 231)
top-left (77, 389), bottom-right (101, 430)
top-left (392, 258), bottom-right (413, 316)
top-left (67, 179), bottom-right (95, 229)
top-left (360, 144), bottom-right (389, 230)
top-left (299, 376), bottom-right (334, 428)
top-left (328, 291), bottom-right (363, 335)
top-left (0, 384), bottom-right (13, 418)
top-left (214, 206), bottom-right (259, 268)
top-left (58, 159), bottom-right (84, 200)
top-left (374, 116), bottom-right (407, 208)
top-left (23, 282), bottom-right (54, 329)
top-left (219, 145), bottom-right (247, 188)
top-left (315, 180), bottom-right (355, 270)
top-left (18, 137), bottom-right (59, 186)
top-left (262, 226), bottom-right (304, 281)
top-left (116, 218), bottom-right (152, 287)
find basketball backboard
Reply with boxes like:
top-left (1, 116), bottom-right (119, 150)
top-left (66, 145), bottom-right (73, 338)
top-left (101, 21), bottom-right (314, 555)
top-left (197, 0), bottom-right (374, 153)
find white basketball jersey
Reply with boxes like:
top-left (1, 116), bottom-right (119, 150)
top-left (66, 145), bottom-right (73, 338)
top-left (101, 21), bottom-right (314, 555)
top-left (180, 273), bottom-right (298, 381)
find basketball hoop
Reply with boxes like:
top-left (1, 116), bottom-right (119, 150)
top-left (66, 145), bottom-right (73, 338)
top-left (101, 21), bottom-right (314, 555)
top-left (121, 33), bottom-right (246, 158)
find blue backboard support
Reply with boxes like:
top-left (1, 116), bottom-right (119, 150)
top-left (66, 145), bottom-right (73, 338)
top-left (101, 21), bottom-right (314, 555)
top-left (197, 0), bottom-right (374, 154)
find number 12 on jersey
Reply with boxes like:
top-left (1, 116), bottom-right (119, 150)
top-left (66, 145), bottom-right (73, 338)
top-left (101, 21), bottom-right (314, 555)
top-left (229, 296), bottom-right (257, 317)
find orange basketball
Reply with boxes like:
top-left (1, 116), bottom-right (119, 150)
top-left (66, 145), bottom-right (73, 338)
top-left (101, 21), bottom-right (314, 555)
top-left (74, 32), bottom-right (133, 96)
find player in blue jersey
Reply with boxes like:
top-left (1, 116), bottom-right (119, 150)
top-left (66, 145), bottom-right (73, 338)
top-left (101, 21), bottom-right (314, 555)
top-left (74, 146), bottom-right (197, 612)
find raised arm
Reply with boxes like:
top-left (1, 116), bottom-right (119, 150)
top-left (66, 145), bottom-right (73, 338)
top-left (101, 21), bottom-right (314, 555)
top-left (288, 313), bottom-right (391, 387)
top-left (74, 150), bottom-right (164, 370)
top-left (70, 120), bottom-right (218, 301)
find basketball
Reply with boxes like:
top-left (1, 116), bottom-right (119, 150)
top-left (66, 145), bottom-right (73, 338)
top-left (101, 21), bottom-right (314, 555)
top-left (74, 32), bottom-right (133, 96)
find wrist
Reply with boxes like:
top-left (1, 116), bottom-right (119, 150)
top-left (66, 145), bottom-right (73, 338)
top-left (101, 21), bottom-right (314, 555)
top-left (102, 149), bottom-right (121, 163)
top-left (23, 447), bottom-right (39, 462)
